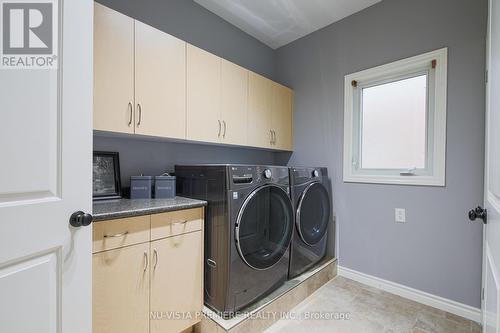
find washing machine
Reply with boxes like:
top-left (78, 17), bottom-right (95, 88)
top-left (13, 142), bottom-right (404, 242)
top-left (175, 165), bottom-right (294, 316)
top-left (288, 167), bottom-right (331, 278)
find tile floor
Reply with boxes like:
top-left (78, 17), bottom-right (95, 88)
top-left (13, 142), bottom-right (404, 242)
top-left (264, 276), bottom-right (481, 333)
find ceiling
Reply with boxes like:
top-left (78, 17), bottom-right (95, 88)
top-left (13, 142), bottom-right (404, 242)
top-left (194, 0), bottom-right (382, 49)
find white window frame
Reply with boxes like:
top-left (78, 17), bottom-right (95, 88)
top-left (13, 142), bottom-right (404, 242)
top-left (343, 48), bottom-right (448, 186)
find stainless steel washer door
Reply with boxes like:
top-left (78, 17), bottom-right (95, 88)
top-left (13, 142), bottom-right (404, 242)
top-left (296, 182), bottom-right (330, 246)
top-left (235, 185), bottom-right (293, 270)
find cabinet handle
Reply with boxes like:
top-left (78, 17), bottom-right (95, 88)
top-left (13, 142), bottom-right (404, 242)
top-left (143, 251), bottom-right (148, 272)
top-left (153, 249), bottom-right (158, 270)
top-left (103, 231), bottom-right (129, 238)
top-left (127, 102), bottom-right (133, 127)
top-left (137, 103), bottom-right (142, 127)
top-left (173, 220), bottom-right (188, 226)
top-left (273, 130), bottom-right (277, 145)
top-left (270, 129), bottom-right (273, 145)
top-left (218, 120), bottom-right (221, 138)
top-left (223, 120), bottom-right (227, 138)
top-left (207, 259), bottom-right (217, 268)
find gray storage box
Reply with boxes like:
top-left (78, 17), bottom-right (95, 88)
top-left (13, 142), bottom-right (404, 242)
top-left (130, 176), bottom-right (153, 199)
top-left (154, 175), bottom-right (176, 199)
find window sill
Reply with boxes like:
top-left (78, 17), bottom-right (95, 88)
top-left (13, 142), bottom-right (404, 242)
top-left (343, 174), bottom-right (445, 187)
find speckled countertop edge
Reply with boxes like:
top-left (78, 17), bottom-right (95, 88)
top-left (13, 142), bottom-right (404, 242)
top-left (92, 197), bottom-right (207, 222)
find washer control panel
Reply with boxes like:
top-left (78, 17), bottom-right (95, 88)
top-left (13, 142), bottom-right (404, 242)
top-left (229, 165), bottom-right (290, 189)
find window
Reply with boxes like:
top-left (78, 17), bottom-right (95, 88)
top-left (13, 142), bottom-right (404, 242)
top-left (343, 48), bottom-right (447, 186)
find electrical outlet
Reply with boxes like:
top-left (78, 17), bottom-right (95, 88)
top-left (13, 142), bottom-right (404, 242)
top-left (395, 208), bottom-right (406, 223)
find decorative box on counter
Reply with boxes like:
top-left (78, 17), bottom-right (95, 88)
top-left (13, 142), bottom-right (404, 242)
top-left (154, 174), bottom-right (176, 199)
top-left (130, 175), bottom-right (153, 199)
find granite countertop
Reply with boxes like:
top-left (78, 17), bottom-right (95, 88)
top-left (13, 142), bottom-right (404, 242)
top-left (92, 197), bottom-right (207, 222)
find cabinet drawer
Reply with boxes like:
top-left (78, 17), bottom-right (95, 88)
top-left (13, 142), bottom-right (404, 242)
top-left (151, 208), bottom-right (203, 241)
top-left (93, 215), bottom-right (150, 253)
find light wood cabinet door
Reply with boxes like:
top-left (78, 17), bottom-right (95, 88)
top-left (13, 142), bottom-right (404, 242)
top-left (150, 231), bottom-right (203, 333)
top-left (93, 243), bottom-right (150, 333)
top-left (135, 21), bottom-right (186, 139)
top-left (94, 3), bottom-right (135, 134)
top-left (187, 44), bottom-right (222, 143)
top-left (221, 60), bottom-right (248, 145)
top-left (272, 83), bottom-right (293, 151)
top-left (248, 72), bottom-right (273, 148)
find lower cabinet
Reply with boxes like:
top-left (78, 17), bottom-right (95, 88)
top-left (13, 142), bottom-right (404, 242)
top-left (150, 231), bottom-right (203, 333)
top-left (93, 243), bottom-right (150, 333)
top-left (93, 208), bottom-right (204, 333)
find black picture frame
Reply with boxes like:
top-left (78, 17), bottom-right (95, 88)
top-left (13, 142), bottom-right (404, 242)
top-left (93, 151), bottom-right (122, 201)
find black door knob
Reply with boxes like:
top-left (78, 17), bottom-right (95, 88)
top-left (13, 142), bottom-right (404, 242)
top-left (69, 211), bottom-right (93, 227)
top-left (468, 206), bottom-right (487, 224)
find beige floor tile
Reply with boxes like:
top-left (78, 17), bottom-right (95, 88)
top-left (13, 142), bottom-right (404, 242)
top-left (471, 321), bottom-right (482, 333)
top-left (412, 328), bottom-right (431, 333)
top-left (264, 278), bottom-right (474, 333)
top-left (414, 311), bottom-right (471, 333)
top-left (416, 303), bottom-right (447, 319)
top-left (444, 311), bottom-right (473, 326)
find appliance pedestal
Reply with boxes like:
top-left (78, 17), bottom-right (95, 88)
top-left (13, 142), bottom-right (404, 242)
top-left (195, 257), bottom-right (337, 333)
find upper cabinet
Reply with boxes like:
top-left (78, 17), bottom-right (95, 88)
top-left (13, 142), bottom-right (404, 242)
top-left (248, 74), bottom-right (294, 150)
top-left (221, 60), bottom-right (248, 146)
top-left (248, 72), bottom-right (273, 148)
top-left (186, 47), bottom-right (249, 146)
top-left (94, 3), bottom-right (293, 151)
top-left (94, 3), bottom-right (187, 139)
top-left (135, 21), bottom-right (186, 139)
top-left (94, 3), bottom-right (135, 134)
top-left (271, 83), bottom-right (293, 150)
top-left (186, 45), bottom-right (222, 143)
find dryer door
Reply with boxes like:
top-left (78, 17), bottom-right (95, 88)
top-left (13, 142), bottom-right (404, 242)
top-left (235, 185), bottom-right (293, 270)
top-left (296, 182), bottom-right (330, 246)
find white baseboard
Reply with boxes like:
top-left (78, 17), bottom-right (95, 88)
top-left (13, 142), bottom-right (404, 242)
top-left (337, 266), bottom-right (481, 323)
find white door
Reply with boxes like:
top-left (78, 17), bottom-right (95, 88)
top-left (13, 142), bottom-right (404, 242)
top-left (482, 1), bottom-right (500, 332)
top-left (0, 0), bottom-right (93, 332)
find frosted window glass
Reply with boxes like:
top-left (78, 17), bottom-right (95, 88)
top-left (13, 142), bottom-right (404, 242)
top-left (361, 75), bottom-right (427, 169)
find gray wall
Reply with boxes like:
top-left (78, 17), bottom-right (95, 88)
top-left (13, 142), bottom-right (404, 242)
top-left (94, 136), bottom-right (276, 188)
top-left (93, 0), bottom-right (279, 187)
top-left (275, 0), bottom-right (487, 308)
top-left (95, 0), bottom-right (275, 78)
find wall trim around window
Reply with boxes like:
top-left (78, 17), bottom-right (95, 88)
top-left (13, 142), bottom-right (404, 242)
top-left (343, 48), bottom-right (448, 186)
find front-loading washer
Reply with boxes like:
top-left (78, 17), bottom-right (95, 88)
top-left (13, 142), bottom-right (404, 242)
top-left (175, 164), bottom-right (293, 316)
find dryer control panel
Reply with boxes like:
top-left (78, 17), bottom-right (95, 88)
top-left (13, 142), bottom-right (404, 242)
top-left (290, 167), bottom-right (329, 186)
